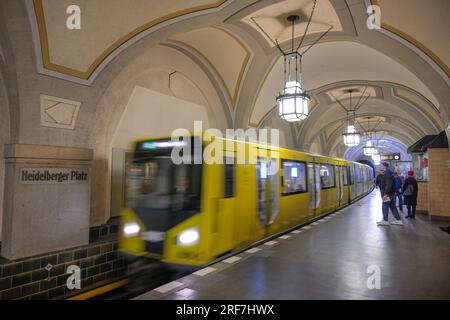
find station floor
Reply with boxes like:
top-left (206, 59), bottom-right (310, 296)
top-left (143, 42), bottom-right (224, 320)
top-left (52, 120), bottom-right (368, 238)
top-left (134, 190), bottom-right (450, 300)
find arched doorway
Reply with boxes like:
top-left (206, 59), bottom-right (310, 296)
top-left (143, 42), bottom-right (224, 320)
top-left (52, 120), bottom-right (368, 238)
top-left (0, 73), bottom-right (10, 239)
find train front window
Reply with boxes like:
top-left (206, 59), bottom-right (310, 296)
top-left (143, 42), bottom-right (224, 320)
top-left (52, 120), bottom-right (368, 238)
top-left (125, 157), bottom-right (201, 212)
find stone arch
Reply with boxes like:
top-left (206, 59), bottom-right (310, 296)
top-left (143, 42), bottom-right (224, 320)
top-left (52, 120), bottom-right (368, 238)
top-left (89, 44), bottom-right (228, 225)
top-left (0, 72), bottom-right (10, 238)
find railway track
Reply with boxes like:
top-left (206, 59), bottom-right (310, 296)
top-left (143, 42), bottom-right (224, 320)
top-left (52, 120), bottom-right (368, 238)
top-left (67, 262), bottom-right (187, 300)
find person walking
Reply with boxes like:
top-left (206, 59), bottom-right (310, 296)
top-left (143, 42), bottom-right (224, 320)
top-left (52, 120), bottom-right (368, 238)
top-left (393, 171), bottom-right (404, 211)
top-left (402, 170), bottom-right (418, 219)
top-left (377, 163), bottom-right (403, 226)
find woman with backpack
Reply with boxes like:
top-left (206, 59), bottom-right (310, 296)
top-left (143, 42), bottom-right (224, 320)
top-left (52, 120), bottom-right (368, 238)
top-left (402, 170), bottom-right (418, 219)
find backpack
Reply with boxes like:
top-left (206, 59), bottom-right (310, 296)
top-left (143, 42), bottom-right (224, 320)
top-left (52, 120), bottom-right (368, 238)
top-left (404, 184), bottom-right (414, 196)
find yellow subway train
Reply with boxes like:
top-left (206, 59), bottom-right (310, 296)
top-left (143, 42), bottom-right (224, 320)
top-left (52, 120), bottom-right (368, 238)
top-left (119, 134), bottom-right (373, 268)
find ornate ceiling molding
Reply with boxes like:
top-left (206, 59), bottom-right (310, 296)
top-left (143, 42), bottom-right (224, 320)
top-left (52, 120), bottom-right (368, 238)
top-left (168, 27), bottom-right (252, 110)
top-left (368, 0), bottom-right (449, 81)
top-left (27, 0), bottom-right (232, 85)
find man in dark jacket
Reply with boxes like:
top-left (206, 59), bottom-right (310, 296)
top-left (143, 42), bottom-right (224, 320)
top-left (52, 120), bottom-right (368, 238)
top-left (377, 163), bottom-right (403, 226)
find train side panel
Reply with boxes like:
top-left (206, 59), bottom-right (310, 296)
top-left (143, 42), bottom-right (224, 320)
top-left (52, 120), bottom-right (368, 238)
top-left (267, 149), bottom-right (313, 236)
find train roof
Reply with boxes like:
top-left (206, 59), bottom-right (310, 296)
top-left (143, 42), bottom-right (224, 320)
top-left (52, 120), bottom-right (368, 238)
top-left (132, 134), bottom-right (372, 169)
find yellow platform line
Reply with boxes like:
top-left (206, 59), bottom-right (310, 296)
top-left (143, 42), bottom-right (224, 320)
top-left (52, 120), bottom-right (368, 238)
top-left (67, 279), bottom-right (128, 300)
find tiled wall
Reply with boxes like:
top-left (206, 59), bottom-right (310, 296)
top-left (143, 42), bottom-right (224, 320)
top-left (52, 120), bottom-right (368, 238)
top-left (0, 240), bottom-right (126, 300)
top-left (89, 217), bottom-right (120, 242)
top-left (428, 148), bottom-right (450, 219)
top-left (416, 181), bottom-right (428, 213)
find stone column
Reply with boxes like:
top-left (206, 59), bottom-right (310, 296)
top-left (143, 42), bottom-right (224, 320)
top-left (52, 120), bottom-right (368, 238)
top-left (1, 144), bottom-right (93, 260)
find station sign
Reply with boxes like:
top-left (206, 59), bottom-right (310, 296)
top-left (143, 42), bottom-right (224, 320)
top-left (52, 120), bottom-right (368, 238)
top-left (19, 168), bottom-right (89, 184)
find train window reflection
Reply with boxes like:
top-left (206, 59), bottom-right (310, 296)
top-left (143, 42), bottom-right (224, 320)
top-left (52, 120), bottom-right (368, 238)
top-left (125, 157), bottom-right (201, 211)
top-left (282, 160), bottom-right (307, 194)
top-left (320, 164), bottom-right (335, 189)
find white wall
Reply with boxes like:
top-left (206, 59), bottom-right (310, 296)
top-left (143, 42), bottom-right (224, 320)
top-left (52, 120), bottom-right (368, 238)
top-left (111, 85), bottom-right (210, 150)
top-left (109, 85), bottom-right (211, 217)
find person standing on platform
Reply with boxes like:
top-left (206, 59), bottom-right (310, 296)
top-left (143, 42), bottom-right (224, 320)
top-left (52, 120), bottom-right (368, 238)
top-left (393, 171), bottom-right (404, 211)
top-left (375, 169), bottom-right (383, 192)
top-left (377, 162), bottom-right (403, 226)
top-left (402, 170), bottom-right (418, 219)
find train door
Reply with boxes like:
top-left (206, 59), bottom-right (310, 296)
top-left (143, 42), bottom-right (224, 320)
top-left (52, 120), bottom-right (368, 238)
top-left (337, 165), bottom-right (343, 206)
top-left (307, 163), bottom-right (316, 215)
top-left (315, 164), bottom-right (321, 212)
top-left (345, 166), bottom-right (351, 203)
top-left (256, 157), bottom-right (279, 236)
top-left (308, 161), bottom-right (321, 214)
top-left (350, 164), bottom-right (357, 200)
top-left (214, 158), bottom-right (238, 255)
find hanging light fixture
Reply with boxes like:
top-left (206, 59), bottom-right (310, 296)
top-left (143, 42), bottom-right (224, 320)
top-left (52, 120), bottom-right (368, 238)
top-left (276, 15), bottom-right (309, 122)
top-left (359, 116), bottom-right (382, 156)
top-left (372, 153), bottom-right (381, 165)
top-left (251, 0), bottom-right (333, 122)
top-left (363, 140), bottom-right (376, 156)
top-left (343, 120), bottom-right (360, 147)
top-left (362, 122), bottom-right (375, 155)
top-left (331, 88), bottom-right (371, 147)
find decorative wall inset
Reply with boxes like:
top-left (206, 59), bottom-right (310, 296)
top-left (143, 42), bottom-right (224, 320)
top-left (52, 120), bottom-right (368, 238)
top-left (40, 95), bottom-right (80, 130)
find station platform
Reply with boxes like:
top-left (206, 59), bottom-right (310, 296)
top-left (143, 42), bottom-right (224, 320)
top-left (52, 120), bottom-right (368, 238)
top-left (134, 190), bottom-right (450, 300)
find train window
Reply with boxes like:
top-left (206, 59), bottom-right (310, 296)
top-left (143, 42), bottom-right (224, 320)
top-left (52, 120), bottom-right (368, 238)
top-left (224, 162), bottom-right (234, 198)
top-left (354, 167), bottom-right (360, 183)
top-left (281, 160), bottom-right (307, 195)
top-left (357, 168), bottom-right (363, 183)
top-left (126, 158), bottom-right (202, 212)
top-left (343, 166), bottom-right (350, 186)
top-left (349, 165), bottom-right (354, 185)
top-left (320, 164), bottom-right (335, 189)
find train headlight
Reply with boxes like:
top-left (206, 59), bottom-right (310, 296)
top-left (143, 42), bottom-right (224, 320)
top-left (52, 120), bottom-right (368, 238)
top-left (177, 228), bottom-right (199, 246)
top-left (123, 222), bottom-right (140, 237)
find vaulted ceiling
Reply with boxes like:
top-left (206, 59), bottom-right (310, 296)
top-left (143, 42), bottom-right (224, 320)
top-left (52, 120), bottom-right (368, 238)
top-left (13, 0), bottom-right (450, 160)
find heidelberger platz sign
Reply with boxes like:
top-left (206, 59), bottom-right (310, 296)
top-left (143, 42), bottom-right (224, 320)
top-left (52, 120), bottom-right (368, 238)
top-left (19, 168), bottom-right (89, 184)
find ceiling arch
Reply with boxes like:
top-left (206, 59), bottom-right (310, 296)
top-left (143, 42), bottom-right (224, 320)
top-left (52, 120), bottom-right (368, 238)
top-left (162, 41), bottom-right (235, 126)
top-left (313, 115), bottom-right (422, 156)
top-left (168, 27), bottom-right (251, 110)
top-left (326, 125), bottom-right (417, 158)
top-left (27, 0), bottom-right (231, 83)
top-left (2, 0), bottom-right (446, 155)
top-left (248, 40), bottom-right (441, 128)
top-left (343, 137), bottom-right (411, 162)
top-left (369, 0), bottom-right (450, 78)
top-left (298, 96), bottom-right (438, 148)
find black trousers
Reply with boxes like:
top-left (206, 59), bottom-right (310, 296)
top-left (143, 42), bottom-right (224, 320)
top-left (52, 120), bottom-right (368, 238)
top-left (406, 205), bottom-right (416, 217)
